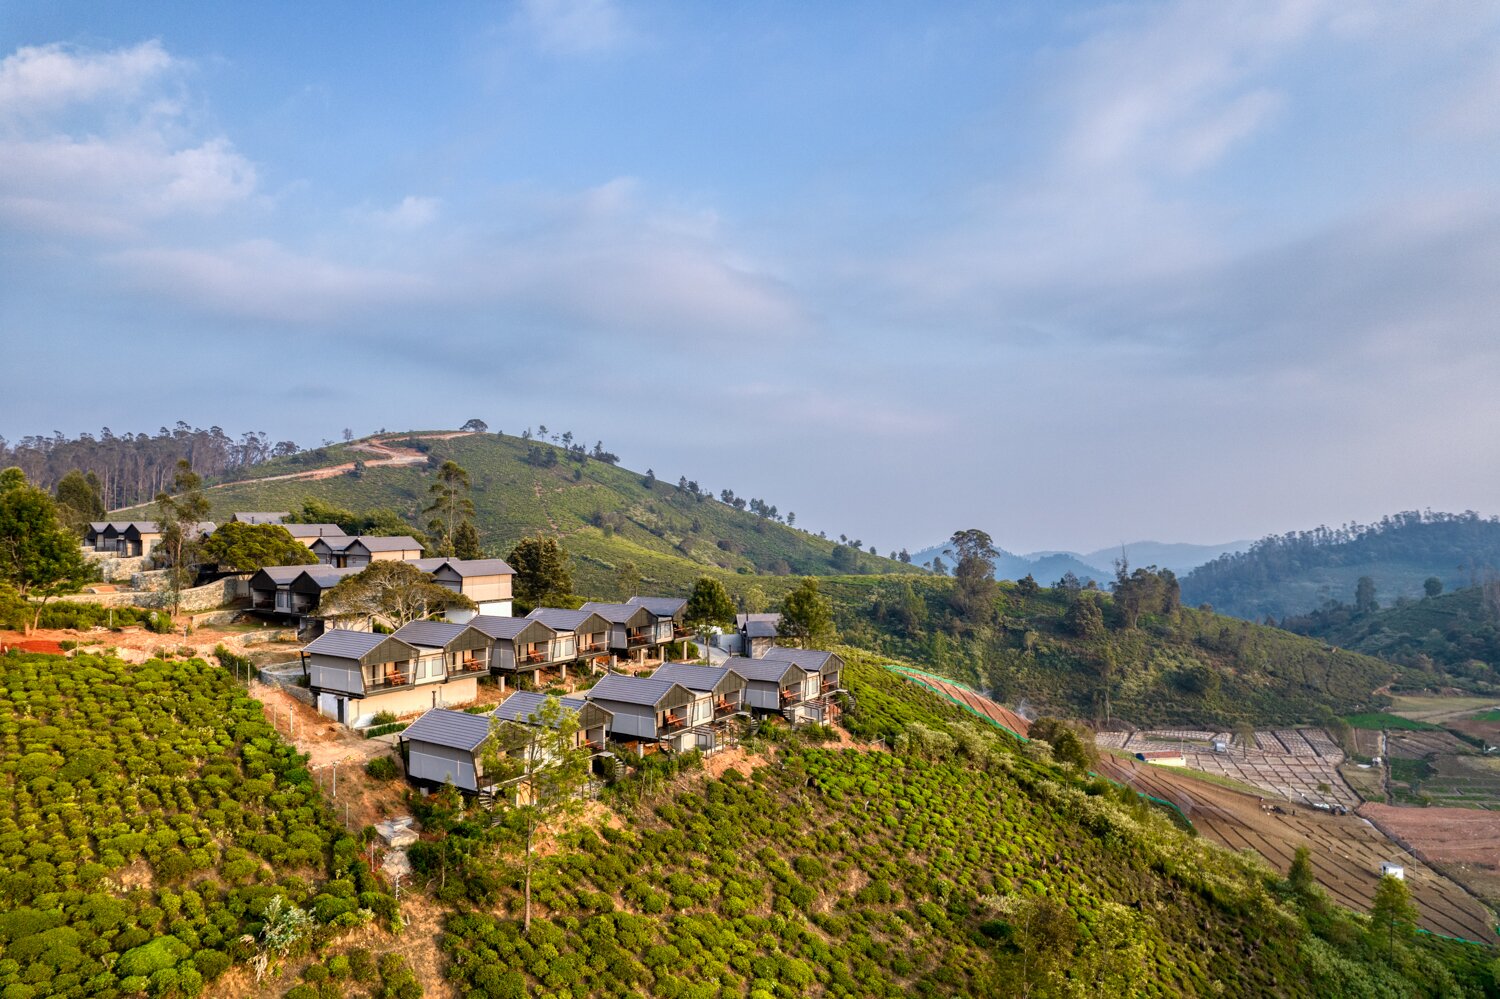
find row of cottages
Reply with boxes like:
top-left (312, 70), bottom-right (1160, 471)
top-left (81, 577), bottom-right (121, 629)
top-left (84, 520), bottom-right (216, 557)
top-left (398, 649), bottom-right (848, 786)
top-left (250, 557), bottom-right (514, 629)
top-left (399, 692), bottom-right (612, 794)
top-left (301, 620), bottom-right (491, 725)
top-left (229, 512), bottom-right (290, 524)
top-left (310, 535), bottom-right (425, 567)
top-left (575, 597), bottom-right (689, 662)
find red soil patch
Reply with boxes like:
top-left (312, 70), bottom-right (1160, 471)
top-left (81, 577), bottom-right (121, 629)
top-left (1361, 802), bottom-right (1500, 907)
top-left (0, 636), bottom-right (64, 654)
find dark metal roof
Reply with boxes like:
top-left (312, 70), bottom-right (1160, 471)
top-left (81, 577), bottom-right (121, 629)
top-left (392, 620), bottom-right (469, 648)
top-left (295, 565), bottom-right (362, 589)
top-left (303, 629), bottom-right (413, 659)
top-left (527, 607), bottom-right (606, 632)
top-left (350, 535), bottom-right (423, 552)
top-left (736, 613), bottom-right (781, 628)
top-left (721, 656), bottom-right (806, 684)
top-left (743, 621), bottom-right (779, 638)
top-left (579, 601), bottom-right (653, 625)
top-left (652, 663), bottom-right (745, 692)
top-left (410, 557), bottom-right (515, 577)
top-left (400, 708), bottom-right (493, 751)
top-left (469, 615), bottom-right (553, 641)
top-left (759, 647), bottom-right (839, 672)
top-left (250, 565), bottom-right (308, 586)
top-left (586, 673), bottom-right (690, 707)
top-left (626, 596), bottom-right (687, 616)
top-left (491, 691), bottom-right (590, 724)
top-left (232, 512), bottom-right (289, 524)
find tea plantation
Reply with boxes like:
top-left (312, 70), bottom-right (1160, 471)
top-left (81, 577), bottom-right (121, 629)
top-left (437, 658), bottom-right (1497, 997)
top-left (0, 651), bottom-right (401, 998)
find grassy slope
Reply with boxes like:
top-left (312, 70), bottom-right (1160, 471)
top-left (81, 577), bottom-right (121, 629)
top-left (437, 654), bottom-right (1493, 998)
top-left (826, 578), bottom-right (1400, 727)
top-left (1287, 588), bottom-right (1500, 684)
top-left (132, 432), bottom-right (921, 596)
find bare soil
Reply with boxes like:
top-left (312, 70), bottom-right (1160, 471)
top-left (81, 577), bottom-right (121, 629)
top-left (1361, 802), bottom-right (1500, 908)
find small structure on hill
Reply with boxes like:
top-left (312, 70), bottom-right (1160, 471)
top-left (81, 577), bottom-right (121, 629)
top-left (1381, 862), bottom-right (1405, 880)
top-left (1136, 750), bottom-right (1186, 767)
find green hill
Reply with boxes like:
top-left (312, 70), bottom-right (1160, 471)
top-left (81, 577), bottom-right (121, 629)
top-left (1284, 586), bottom-right (1500, 688)
top-left (1181, 511), bottom-right (1500, 622)
top-left (434, 652), bottom-right (1494, 997)
top-left (118, 431), bottom-right (922, 595)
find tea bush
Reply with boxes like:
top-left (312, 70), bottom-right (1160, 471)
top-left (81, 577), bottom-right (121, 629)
top-left (0, 651), bottom-right (401, 997)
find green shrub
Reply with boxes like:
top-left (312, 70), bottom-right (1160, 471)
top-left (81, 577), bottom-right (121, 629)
top-left (364, 756), bottom-right (399, 780)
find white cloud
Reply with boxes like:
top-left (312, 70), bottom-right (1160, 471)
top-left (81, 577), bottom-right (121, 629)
top-left (519, 0), bottom-right (632, 55)
top-left (0, 40), bottom-right (256, 237)
top-left (0, 40), bottom-right (175, 115)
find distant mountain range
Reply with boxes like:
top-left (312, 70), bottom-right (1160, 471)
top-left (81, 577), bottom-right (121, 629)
top-left (907, 538), bottom-right (1251, 583)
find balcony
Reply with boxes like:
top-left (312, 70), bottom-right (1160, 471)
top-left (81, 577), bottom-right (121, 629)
top-left (521, 648), bottom-right (550, 666)
top-left (365, 668), bottom-right (414, 693)
top-left (448, 655), bottom-right (489, 678)
top-left (660, 711), bottom-right (687, 733)
top-left (578, 640), bottom-right (606, 654)
top-left (627, 632), bottom-right (652, 648)
top-left (714, 698), bottom-right (741, 719)
top-left (780, 688), bottom-right (802, 704)
top-left (672, 625), bottom-right (691, 639)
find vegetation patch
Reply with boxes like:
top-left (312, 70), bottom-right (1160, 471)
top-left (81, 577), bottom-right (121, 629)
top-left (1344, 712), bottom-right (1441, 731)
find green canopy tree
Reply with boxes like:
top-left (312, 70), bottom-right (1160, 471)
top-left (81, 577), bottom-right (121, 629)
top-left (0, 472), bottom-right (92, 633)
top-left (154, 460), bottom-right (211, 615)
top-left (614, 560), bottom-right (641, 600)
top-left (506, 535), bottom-right (573, 609)
top-left (479, 697), bottom-right (591, 935)
top-left (425, 460), bottom-right (476, 556)
top-left (199, 522), bottom-right (317, 572)
top-left (452, 520), bottom-right (483, 560)
top-left (54, 470), bottom-right (106, 536)
top-left (1368, 873), bottom-right (1418, 962)
top-left (778, 577), bottom-right (836, 648)
top-left (685, 576), bottom-right (736, 632)
top-left (318, 560), bottom-right (474, 628)
top-left (948, 528), bottom-right (999, 625)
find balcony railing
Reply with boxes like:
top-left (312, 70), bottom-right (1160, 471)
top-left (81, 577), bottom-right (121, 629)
top-left (578, 640), bottom-right (606, 654)
top-left (365, 669), bottom-right (414, 693)
top-left (714, 699), bottom-right (740, 718)
top-left (448, 656), bottom-right (489, 677)
top-left (521, 649), bottom-right (549, 665)
top-left (661, 712), bottom-right (687, 732)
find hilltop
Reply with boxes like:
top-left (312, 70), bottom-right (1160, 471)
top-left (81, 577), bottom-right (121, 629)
top-left (115, 430), bottom-right (923, 595)
top-left (907, 538), bottom-right (1247, 583)
top-left (1182, 511), bottom-right (1500, 622)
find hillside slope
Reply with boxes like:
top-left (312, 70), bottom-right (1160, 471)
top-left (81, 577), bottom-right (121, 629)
top-left (121, 431), bottom-right (922, 594)
top-left (1182, 511), bottom-right (1500, 621)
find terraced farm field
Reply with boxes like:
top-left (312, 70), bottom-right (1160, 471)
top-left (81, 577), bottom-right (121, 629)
top-left (884, 663), bottom-right (1030, 738)
top-left (1097, 754), bottom-right (1498, 945)
top-left (1362, 802), bottom-right (1500, 908)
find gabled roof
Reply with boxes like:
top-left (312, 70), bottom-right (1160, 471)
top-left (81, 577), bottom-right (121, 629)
top-left (401, 708), bottom-right (493, 752)
top-left (309, 535), bottom-right (355, 550)
top-left (578, 601), bottom-right (654, 626)
top-left (410, 557), bottom-right (515, 577)
top-left (232, 512), bottom-right (289, 524)
top-left (303, 629), bottom-right (415, 661)
top-left (586, 673), bottom-right (692, 707)
top-left (743, 620), bottom-right (779, 639)
top-left (759, 647), bottom-right (840, 673)
top-left (736, 613), bottom-right (781, 628)
top-left (626, 596), bottom-right (688, 617)
top-left (295, 565), bottom-right (363, 589)
top-left (249, 565), bottom-right (310, 586)
top-left (282, 523), bottom-right (345, 539)
top-left (720, 655), bottom-right (807, 684)
top-left (469, 615), bottom-right (554, 642)
top-left (349, 535), bottom-right (423, 552)
top-left (527, 607), bottom-right (608, 633)
top-left (491, 691), bottom-right (591, 725)
top-left (653, 663), bottom-right (746, 693)
top-left (392, 620), bottom-right (471, 649)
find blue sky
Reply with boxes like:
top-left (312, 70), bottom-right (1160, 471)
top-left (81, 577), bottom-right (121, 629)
top-left (4, 2), bottom-right (1500, 554)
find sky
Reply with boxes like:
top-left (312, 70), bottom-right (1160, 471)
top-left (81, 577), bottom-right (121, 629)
top-left (4, 1), bottom-right (1500, 556)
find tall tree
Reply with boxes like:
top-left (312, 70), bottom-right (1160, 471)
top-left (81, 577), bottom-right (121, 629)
top-left (614, 560), bottom-right (641, 600)
top-left (778, 577), bottom-right (836, 648)
top-left (506, 535), bottom-right (574, 609)
top-left (685, 576), bottom-right (736, 632)
top-left (460, 418), bottom-right (489, 433)
top-left (452, 520), bottom-right (483, 560)
top-left (0, 471), bottom-right (92, 633)
top-left (199, 522), bottom-right (317, 572)
top-left (1368, 873), bottom-right (1418, 963)
top-left (424, 460), bottom-right (476, 556)
top-left (53, 470), bottom-right (105, 536)
top-left (318, 560), bottom-right (474, 629)
top-left (1355, 575), bottom-right (1379, 614)
top-left (948, 528), bottom-right (1000, 624)
top-left (154, 460), bottom-right (211, 615)
top-left (480, 697), bottom-right (591, 935)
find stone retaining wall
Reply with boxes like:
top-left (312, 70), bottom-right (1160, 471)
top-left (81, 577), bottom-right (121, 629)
top-left (55, 575), bottom-right (248, 613)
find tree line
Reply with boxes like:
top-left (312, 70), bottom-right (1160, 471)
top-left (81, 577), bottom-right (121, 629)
top-left (0, 424), bottom-right (300, 510)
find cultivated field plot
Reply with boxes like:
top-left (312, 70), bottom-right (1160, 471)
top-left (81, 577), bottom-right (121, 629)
top-left (1418, 755), bottom-right (1500, 809)
top-left (885, 665), bottom-right (1031, 738)
top-left (1386, 729), bottom-right (1475, 759)
top-left (1095, 728), bottom-right (1361, 808)
top-left (1362, 802), bottom-right (1500, 908)
top-left (1097, 754), bottom-right (1498, 945)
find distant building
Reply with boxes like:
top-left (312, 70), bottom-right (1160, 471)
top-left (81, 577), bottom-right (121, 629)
top-left (1381, 863), bottom-right (1405, 880)
top-left (735, 613), bottom-right (781, 658)
top-left (230, 512), bottom-right (290, 525)
top-left (1135, 750), bottom-right (1186, 767)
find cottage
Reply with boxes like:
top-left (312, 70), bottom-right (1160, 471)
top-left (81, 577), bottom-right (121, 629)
top-left (84, 520), bottom-right (214, 558)
top-left (400, 693), bottom-right (611, 795)
top-left (408, 557), bottom-right (515, 619)
top-left (302, 626), bottom-right (480, 726)
top-left (247, 565), bottom-right (335, 618)
top-left (85, 522), bottom-right (125, 553)
top-left (390, 620), bottom-right (492, 687)
top-left (758, 647), bottom-right (844, 723)
top-left (735, 613), bottom-right (782, 658)
top-left (584, 674), bottom-right (700, 753)
top-left (310, 535), bottom-right (424, 567)
top-left (1135, 750), bottom-right (1186, 767)
top-left (719, 655), bottom-right (820, 720)
top-left (626, 596), bottom-right (691, 641)
top-left (526, 608), bottom-right (613, 671)
top-left (469, 614), bottom-right (562, 686)
top-left (230, 512), bottom-right (290, 524)
top-left (578, 601), bottom-right (677, 662)
top-left (651, 663), bottom-right (749, 751)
